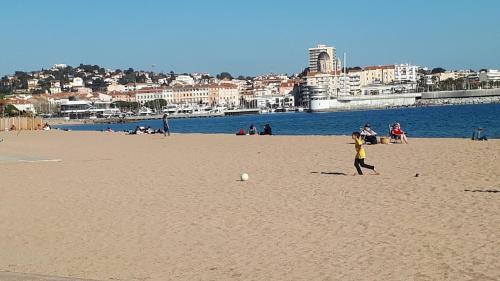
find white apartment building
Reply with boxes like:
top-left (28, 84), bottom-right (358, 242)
top-left (172, 75), bottom-right (195, 86)
top-left (52, 64), bottom-right (68, 69)
top-left (479, 70), bottom-right (500, 82)
top-left (49, 87), bottom-right (62, 94)
top-left (253, 84), bottom-right (277, 97)
top-left (27, 79), bottom-right (39, 90)
top-left (305, 73), bottom-right (335, 96)
top-left (394, 64), bottom-right (418, 83)
top-left (71, 77), bottom-right (84, 88)
top-left (347, 71), bottom-right (362, 95)
top-left (305, 72), bottom-right (352, 97)
top-left (51, 80), bottom-right (61, 88)
top-left (254, 95), bottom-right (295, 109)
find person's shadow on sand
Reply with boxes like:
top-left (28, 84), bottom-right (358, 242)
top-left (311, 171), bottom-right (347, 176)
top-left (464, 189), bottom-right (499, 193)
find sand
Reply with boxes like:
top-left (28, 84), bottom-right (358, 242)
top-left (0, 130), bottom-right (499, 281)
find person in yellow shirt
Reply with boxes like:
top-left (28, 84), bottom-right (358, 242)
top-left (352, 132), bottom-right (379, 175)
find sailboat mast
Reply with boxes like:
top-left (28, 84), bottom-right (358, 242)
top-left (343, 52), bottom-right (347, 95)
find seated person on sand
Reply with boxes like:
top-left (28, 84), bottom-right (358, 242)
top-left (360, 123), bottom-right (377, 144)
top-left (390, 122), bottom-right (408, 144)
top-left (105, 127), bottom-right (113, 132)
top-left (249, 124), bottom-right (257, 135)
top-left (131, 126), bottom-right (145, 135)
top-left (260, 124), bottom-right (272, 135)
top-left (236, 128), bottom-right (246, 136)
top-left (471, 128), bottom-right (487, 141)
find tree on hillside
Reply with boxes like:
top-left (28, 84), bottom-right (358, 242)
top-left (347, 66), bottom-right (362, 72)
top-left (417, 68), bottom-right (429, 75)
top-left (216, 72), bottom-right (233, 80)
top-left (125, 68), bottom-right (135, 75)
top-left (431, 67), bottom-right (446, 74)
top-left (90, 78), bottom-right (108, 91)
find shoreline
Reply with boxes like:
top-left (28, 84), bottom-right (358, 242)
top-left (32, 129), bottom-right (500, 140)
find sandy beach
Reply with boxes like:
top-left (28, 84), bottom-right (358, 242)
top-left (0, 131), bottom-right (499, 281)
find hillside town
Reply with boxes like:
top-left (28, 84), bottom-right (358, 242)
top-left (1, 44), bottom-right (500, 118)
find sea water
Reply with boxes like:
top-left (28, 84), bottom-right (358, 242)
top-left (56, 104), bottom-right (500, 138)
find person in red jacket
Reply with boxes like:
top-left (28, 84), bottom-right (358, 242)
top-left (391, 123), bottom-right (408, 144)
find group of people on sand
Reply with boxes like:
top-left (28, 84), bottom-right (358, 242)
top-left (126, 114), bottom-right (171, 136)
top-left (358, 122), bottom-right (408, 145)
top-left (236, 124), bottom-right (272, 136)
top-left (352, 122), bottom-right (409, 176)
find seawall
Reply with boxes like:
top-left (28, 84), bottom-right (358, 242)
top-left (421, 88), bottom-right (500, 99)
top-left (309, 89), bottom-right (500, 112)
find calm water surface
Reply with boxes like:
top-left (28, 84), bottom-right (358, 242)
top-left (56, 104), bottom-right (500, 138)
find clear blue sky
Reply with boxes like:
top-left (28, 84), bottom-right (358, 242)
top-left (1, 0), bottom-right (499, 76)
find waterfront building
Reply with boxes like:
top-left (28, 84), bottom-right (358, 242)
top-left (479, 70), bottom-right (500, 83)
top-left (361, 65), bottom-right (395, 86)
top-left (394, 64), bottom-right (418, 83)
top-left (434, 71), bottom-right (456, 81)
top-left (133, 84), bottom-right (238, 107)
top-left (308, 44), bottom-right (336, 73)
top-left (209, 84), bottom-right (239, 107)
top-left (305, 72), bottom-right (337, 96)
top-left (279, 80), bottom-right (297, 95)
top-left (172, 85), bottom-right (210, 105)
top-left (135, 88), bottom-right (172, 104)
top-left (455, 69), bottom-right (477, 79)
top-left (347, 70), bottom-right (362, 95)
top-left (253, 85), bottom-right (276, 97)
top-left (254, 95), bottom-right (295, 109)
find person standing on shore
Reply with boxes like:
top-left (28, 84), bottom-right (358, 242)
top-left (352, 132), bottom-right (379, 176)
top-left (162, 114), bottom-right (170, 136)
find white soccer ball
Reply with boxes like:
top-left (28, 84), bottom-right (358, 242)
top-left (240, 173), bottom-right (249, 181)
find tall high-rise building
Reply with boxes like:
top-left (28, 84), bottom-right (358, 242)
top-left (308, 44), bottom-right (336, 73)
